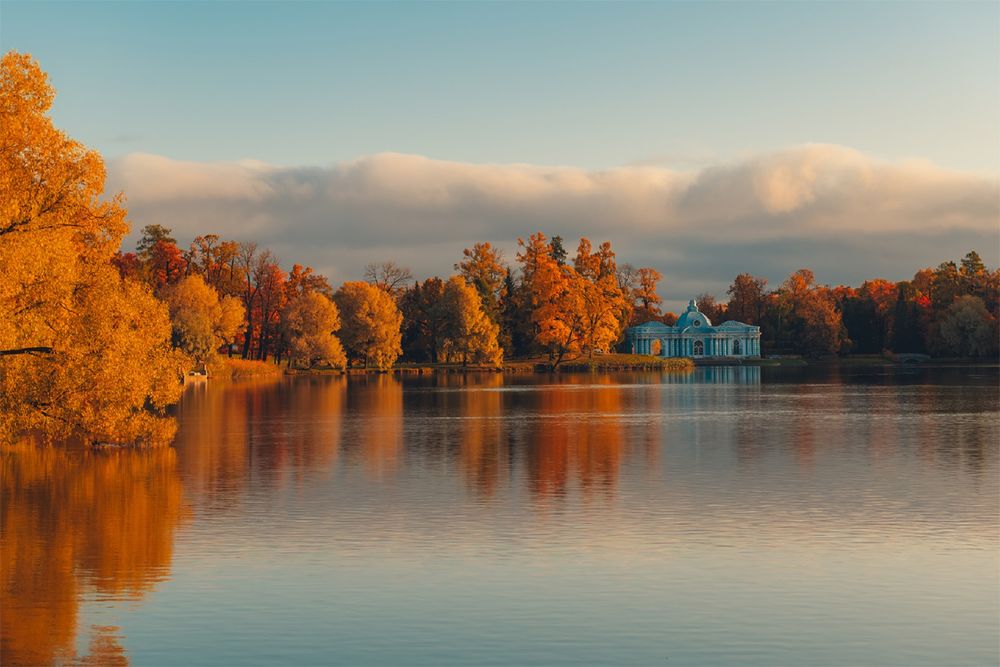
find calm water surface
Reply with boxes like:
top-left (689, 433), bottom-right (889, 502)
top-left (3, 367), bottom-right (998, 666)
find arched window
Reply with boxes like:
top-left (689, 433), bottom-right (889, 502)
top-left (693, 340), bottom-right (704, 356)
top-left (733, 339), bottom-right (741, 355)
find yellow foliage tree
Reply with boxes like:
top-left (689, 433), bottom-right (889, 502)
top-left (441, 276), bottom-right (503, 367)
top-left (281, 291), bottom-right (347, 369)
top-left (0, 52), bottom-right (186, 443)
top-left (333, 281), bottom-right (403, 370)
top-left (163, 274), bottom-right (245, 371)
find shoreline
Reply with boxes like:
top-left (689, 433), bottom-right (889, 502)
top-left (211, 354), bottom-right (1000, 381)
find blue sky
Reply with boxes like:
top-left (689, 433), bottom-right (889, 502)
top-left (4, 1), bottom-right (998, 171)
top-left (2, 1), bottom-right (998, 298)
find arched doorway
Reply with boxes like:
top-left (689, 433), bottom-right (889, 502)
top-left (733, 339), bottom-right (741, 355)
top-left (693, 340), bottom-right (704, 356)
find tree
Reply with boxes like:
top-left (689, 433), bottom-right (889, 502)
top-left (186, 234), bottom-right (241, 295)
top-left (147, 239), bottom-right (187, 291)
top-left (891, 281), bottom-right (927, 353)
top-left (499, 268), bottom-right (530, 357)
top-left (726, 273), bottom-right (768, 325)
top-left (773, 270), bottom-right (846, 357)
top-left (364, 261), bottom-right (413, 299)
top-left (456, 242), bottom-right (506, 321)
top-left (287, 263), bottom-right (332, 299)
top-left (254, 261), bottom-right (286, 361)
top-left (334, 281), bottom-right (403, 370)
top-left (548, 235), bottom-right (568, 266)
top-left (631, 267), bottom-right (663, 324)
top-left (136, 224), bottom-right (175, 258)
top-left (694, 292), bottom-right (725, 323)
top-left (518, 235), bottom-right (623, 367)
top-left (400, 278), bottom-right (449, 363)
top-left (937, 296), bottom-right (997, 358)
top-left (440, 276), bottom-right (503, 367)
top-left (163, 275), bottom-right (245, 371)
top-left (0, 52), bottom-right (186, 443)
top-left (281, 291), bottom-right (346, 369)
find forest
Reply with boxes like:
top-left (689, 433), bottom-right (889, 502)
top-left (116, 224), bottom-right (1000, 367)
top-left (2, 51), bottom-right (998, 444)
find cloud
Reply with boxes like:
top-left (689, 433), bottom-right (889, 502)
top-left (106, 144), bottom-right (999, 301)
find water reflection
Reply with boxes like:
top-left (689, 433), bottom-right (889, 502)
top-left (527, 377), bottom-right (625, 500)
top-left (3, 367), bottom-right (998, 667)
top-left (0, 445), bottom-right (185, 666)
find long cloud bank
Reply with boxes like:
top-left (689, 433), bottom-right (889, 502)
top-left (107, 144), bottom-right (999, 305)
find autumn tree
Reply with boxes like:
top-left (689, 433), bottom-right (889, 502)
top-left (456, 242), bottom-right (506, 321)
top-left (0, 52), bottom-right (186, 443)
top-left (574, 238), bottom-right (628, 354)
top-left (236, 244), bottom-right (283, 360)
top-left (726, 273), bottom-right (768, 325)
top-left (771, 269), bottom-right (847, 357)
top-left (838, 279), bottom-right (898, 353)
top-left (440, 276), bottom-right (503, 367)
top-left (281, 291), bottom-right (346, 369)
top-left (254, 261), bottom-right (287, 361)
top-left (287, 263), bottom-right (333, 299)
top-left (147, 239), bottom-right (187, 291)
top-left (334, 281), bottom-right (403, 370)
top-left (186, 234), bottom-right (241, 296)
top-left (694, 292), bottom-right (726, 323)
top-left (631, 267), bottom-right (663, 324)
top-left (163, 274), bottom-right (245, 371)
top-left (517, 234), bottom-right (624, 367)
top-left (136, 224), bottom-right (176, 258)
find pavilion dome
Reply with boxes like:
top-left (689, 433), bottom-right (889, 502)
top-left (674, 299), bottom-right (712, 329)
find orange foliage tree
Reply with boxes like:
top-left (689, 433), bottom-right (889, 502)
top-left (0, 52), bottom-right (186, 444)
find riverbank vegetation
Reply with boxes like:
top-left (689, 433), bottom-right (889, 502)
top-left (3, 52), bottom-right (998, 444)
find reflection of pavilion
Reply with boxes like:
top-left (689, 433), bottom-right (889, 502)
top-left (662, 365), bottom-right (761, 384)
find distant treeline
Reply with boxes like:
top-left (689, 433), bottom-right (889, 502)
top-left (117, 224), bottom-right (999, 369)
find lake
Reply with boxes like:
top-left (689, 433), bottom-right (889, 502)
top-left (2, 366), bottom-right (998, 666)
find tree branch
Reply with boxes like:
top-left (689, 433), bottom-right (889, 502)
top-left (0, 347), bottom-right (54, 356)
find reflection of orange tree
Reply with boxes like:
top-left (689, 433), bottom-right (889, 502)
top-left (454, 374), bottom-right (507, 497)
top-left (529, 379), bottom-right (624, 500)
top-left (175, 377), bottom-right (346, 498)
top-left (346, 375), bottom-right (403, 479)
top-left (256, 377), bottom-right (346, 487)
top-left (0, 445), bottom-right (186, 666)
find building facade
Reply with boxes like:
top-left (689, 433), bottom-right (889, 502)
top-left (624, 299), bottom-right (761, 358)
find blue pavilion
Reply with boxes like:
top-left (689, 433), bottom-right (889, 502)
top-left (624, 299), bottom-right (761, 358)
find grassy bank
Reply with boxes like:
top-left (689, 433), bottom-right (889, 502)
top-left (504, 353), bottom-right (694, 373)
top-left (219, 358), bottom-right (285, 379)
top-left (279, 353), bottom-right (695, 376)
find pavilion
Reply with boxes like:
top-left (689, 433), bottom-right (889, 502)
top-left (624, 299), bottom-right (761, 358)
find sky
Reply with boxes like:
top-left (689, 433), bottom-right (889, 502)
top-left (3, 1), bottom-right (999, 308)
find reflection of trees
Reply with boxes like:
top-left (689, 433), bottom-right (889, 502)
top-left (454, 374), bottom-right (507, 497)
top-left (528, 379), bottom-right (624, 500)
top-left (1, 445), bottom-right (185, 666)
top-left (248, 377), bottom-right (346, 488)
top-left (344, 375), bottom-right (403, 479)
top-left (173, 376), bottom-right (345, 502)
